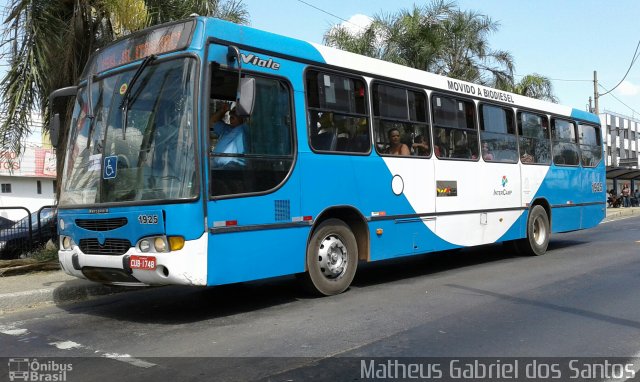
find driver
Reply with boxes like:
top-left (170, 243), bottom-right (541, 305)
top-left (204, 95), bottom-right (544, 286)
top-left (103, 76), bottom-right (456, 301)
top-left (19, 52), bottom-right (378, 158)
top-left (210, 103), bottom-right (246, 168)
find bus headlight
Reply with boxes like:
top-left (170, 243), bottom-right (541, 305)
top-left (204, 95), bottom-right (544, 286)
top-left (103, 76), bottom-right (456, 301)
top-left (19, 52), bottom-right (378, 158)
top-left (154, 237), bottom-right (167, 252)
top-left (139, 239), bottom-right (151, 252)
top-left (136, 236), bottom-right (170, 253)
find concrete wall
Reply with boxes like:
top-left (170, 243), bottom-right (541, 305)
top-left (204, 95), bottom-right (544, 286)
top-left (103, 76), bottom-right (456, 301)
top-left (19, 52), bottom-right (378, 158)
top-left (0, 176), bottom-right (55, 221)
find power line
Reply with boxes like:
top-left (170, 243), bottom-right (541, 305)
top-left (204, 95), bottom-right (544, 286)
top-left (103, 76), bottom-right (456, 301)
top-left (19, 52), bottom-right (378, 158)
top-left (295, 0), bottom-right (366, 31)
top-left (513, 73), bottom-right (591, 83)
top-left (599, 83), bottom-right (639, 117)
top-left (599, 39), bottom-right (640, 97)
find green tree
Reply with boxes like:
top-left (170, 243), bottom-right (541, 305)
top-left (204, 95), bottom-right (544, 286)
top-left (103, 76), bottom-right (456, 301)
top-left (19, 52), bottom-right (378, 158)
top-left (508, 73), bottom-right (558, 103)
top-left (382, 2), bottom-right (455, 70)
top-left (0, 0), bottom-right (249, 163)
top-left (434, 8), bottom-right (514, 86)
top-left (323, 22), bottom-right (381, 58)
top-left (323, 1), bottom-right (560, 101)
top-left (323, 1), bottom-right (454, 66)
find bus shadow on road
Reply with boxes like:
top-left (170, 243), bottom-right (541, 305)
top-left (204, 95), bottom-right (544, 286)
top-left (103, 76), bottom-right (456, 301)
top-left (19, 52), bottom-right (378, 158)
top-left (56, 276), bottom-right (305, 325)
top-left (350, 238), bottom-right (588, 289)
top-left (54, 240), bottom-right (588, 324)
top-left (351, 244), bottom-right (516, 289)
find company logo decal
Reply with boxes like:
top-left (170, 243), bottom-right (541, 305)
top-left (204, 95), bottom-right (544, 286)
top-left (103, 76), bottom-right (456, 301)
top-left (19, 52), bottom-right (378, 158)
top-left (494, 175), bottom-right (512, 196)
top-left (241, 53), bottom-right (281, 70)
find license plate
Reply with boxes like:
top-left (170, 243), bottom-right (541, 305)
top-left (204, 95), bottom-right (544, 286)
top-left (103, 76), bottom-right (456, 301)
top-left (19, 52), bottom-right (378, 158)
top-left (130, 255), bottom-right (157, 271)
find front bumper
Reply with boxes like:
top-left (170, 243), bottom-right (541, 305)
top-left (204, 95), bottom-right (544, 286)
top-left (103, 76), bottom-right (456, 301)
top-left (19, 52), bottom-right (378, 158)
top-left (58, 233), bottom-right (208, 286)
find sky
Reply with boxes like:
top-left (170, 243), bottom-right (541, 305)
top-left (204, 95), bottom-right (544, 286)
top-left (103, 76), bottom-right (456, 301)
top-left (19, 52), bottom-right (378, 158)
top-left (0, 0), bottom-right (638, 128)
top-left (244, 0), bottom-right (640, 119)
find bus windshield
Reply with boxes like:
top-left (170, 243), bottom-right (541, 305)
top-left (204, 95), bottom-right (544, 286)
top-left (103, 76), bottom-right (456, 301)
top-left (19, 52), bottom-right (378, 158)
top-left (59, 57), bottom-right (197, 206)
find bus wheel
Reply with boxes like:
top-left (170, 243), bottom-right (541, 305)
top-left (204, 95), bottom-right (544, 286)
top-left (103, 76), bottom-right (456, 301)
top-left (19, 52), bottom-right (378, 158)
top-left (517, 205), bottom-right (550, 256)
top-left (303, 218), bottom-right (358, 296)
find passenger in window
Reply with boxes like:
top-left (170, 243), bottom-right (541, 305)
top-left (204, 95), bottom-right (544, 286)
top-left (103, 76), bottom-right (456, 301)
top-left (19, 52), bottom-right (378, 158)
top-left (520, 143), bottom-right (534, 163)
top-left (412, 135), bottom-right (430, 156)
top-left (350, 117), bottom-right (370, 152)
top-left (210, 102), bottom-right (246, 168)
top-left (451, 130), bottom-right (472, 159)
top-left (434, 129), bottom-right (448, 157)
top-left (482, 142), bottom-right (494, 161)
top-left (385, 128), bottom-right (410, 155)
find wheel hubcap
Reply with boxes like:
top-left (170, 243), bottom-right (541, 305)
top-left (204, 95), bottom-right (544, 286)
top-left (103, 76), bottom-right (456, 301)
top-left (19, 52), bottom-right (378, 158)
top-left (317, 234), bottom-right (348, 280)
top-left (533, 216), bottom-right (546, 246)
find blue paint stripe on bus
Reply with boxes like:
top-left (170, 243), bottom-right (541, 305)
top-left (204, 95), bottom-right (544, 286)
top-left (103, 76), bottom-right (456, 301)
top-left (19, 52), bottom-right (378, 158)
top-left (203, 18), bottom-right (327, 64)
top-left (571, 108), bottom-right (600, 124)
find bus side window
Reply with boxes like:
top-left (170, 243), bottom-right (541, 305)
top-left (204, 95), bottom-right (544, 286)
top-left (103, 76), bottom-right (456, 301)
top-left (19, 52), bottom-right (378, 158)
top-left (479, 103), bottom-right (517, 163)
top-left (209, 70), bottom-right (295, 197)
top-left (517, 112), bottom-right (551, 164)
top-left (578, 123), bottom-right (602, 167)
top-left (551, 118), bottom-right (580, 166)
top-left (306, 70), bottom-right (370, 154)
top-left (372, 82), bottom-right (430, 157)
top-left (431, 95), bottom-right (477, 160)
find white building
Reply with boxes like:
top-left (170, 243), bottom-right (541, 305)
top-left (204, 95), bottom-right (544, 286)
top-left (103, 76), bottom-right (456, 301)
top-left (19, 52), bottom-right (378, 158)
top-left (600, 111), bottom-right (640, 193)
top-left (0, 143), bottom-right (56, 221)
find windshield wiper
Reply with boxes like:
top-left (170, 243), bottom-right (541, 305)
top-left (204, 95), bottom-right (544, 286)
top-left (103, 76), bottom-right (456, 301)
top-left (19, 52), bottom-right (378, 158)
top-left (119, 54), bottom-right (156, 138)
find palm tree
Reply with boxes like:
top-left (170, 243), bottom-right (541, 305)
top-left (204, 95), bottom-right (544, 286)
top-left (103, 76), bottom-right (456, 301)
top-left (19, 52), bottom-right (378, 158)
top-left (322, 1), bottom-right (454, 66)
top-left (144, 0), bottom-right (249, 25)
top-left (0, 0), bottom-right (249, 164)
top-left (509, 74), bottom-right (558, 103)
top-left (323, 18), bottom-right (382, 58)
top-left (434, 8), bottom-right (514, 86)
top-left (323, 1), bottom-right (515, 88)
top-left (381, 1), bottom-right (454, 69)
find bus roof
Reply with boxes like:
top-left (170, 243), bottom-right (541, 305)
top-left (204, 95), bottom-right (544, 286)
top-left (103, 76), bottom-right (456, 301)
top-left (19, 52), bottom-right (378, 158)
top-left (200, 17), bottom-right (599, 125)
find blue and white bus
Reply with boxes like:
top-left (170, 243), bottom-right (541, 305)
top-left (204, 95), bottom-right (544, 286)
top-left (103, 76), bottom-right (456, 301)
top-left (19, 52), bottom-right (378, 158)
top-left (51, 17), bottom-right (605, 295)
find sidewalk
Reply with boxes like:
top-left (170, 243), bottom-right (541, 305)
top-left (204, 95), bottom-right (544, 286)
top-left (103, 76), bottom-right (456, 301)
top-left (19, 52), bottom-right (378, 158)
top-left (0, 268), bottom-right (143, 314)
top-left (1, 206), bottom-right (638, 314)
top-left (603, 205), bottom-right (640, 220)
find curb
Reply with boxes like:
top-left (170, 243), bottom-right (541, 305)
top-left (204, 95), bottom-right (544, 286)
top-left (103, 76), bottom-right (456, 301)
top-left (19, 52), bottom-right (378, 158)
top-left (0, 270), bottom-right (142, 314)
top-left (605, 207), bottom-right (640, 220)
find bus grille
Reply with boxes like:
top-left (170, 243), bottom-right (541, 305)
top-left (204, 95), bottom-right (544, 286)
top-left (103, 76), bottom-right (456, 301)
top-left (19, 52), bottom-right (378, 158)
top-left (79, 238), bottom-right (131, 256)
top-left (76, 218), bottom-right (128, 231)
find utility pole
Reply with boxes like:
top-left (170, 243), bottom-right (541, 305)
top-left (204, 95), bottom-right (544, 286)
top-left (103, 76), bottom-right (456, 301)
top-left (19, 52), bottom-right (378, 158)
top-left (593, 70), bottom-right (599, 115)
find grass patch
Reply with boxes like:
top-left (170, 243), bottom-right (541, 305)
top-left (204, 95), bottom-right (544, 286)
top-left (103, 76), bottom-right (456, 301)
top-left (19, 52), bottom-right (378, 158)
top-left (30, 244), bottom-right (58, 262)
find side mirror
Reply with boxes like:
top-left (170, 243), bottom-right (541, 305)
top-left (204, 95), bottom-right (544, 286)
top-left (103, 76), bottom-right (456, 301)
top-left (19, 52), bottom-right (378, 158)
top-left (235, 77), bottom-right (255, 117)
top-left (48, 86), bottom-right (78, 148)
top-left (50, 114), bottom-right (61, 148)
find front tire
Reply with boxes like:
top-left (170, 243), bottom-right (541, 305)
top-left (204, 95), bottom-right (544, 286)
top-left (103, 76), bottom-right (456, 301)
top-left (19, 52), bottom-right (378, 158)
top-left (303, 218), bottom-right (358, 296)
top-left (516, 205), bottom-right (550, 256)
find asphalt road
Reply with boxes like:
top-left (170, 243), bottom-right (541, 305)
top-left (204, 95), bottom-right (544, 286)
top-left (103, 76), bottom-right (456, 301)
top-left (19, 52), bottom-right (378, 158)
top-left (1, 215), bottom-right (640, 381)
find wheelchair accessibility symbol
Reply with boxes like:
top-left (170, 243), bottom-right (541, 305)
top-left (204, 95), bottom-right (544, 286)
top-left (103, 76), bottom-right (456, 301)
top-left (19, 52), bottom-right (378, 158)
top-left (103, 156), bottom-right (117, 179)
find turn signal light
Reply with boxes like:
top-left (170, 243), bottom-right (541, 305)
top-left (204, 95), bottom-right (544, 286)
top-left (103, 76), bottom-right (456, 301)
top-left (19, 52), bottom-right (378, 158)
top-left (169, 236), bottom-right (185, 251)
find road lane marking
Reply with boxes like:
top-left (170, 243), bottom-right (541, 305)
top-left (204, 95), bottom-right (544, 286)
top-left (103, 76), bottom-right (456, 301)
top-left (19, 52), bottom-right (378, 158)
top-left (0, 328), bottom-right (28, 336)
top-left (49, 340), bottom-right (83, 350)
top-left (1, 321), bottom-right (157, 369)
top-left (103, 353), bottom-right (157, 368)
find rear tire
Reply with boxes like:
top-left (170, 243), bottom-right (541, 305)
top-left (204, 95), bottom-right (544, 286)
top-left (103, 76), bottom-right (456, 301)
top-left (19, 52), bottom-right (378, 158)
top-left (302, 218), bottom-right (358, 296)
top-left (515, 205), bottom-right (550, 256)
